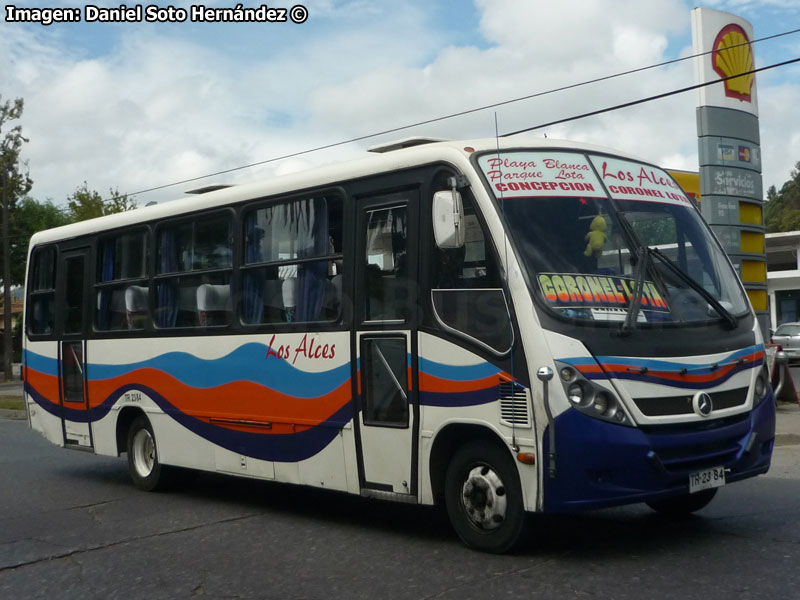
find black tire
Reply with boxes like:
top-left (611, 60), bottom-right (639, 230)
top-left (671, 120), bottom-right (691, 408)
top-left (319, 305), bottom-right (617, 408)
top-left (646, 488), bottom-right (718, 516)
top-left (444, 440), bottom-right (526, 553)
top-left (126, 415), bottom-right (168, 491)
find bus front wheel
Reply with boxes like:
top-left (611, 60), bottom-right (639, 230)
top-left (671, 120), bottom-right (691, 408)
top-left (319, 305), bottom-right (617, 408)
top-left (646, 488), bottom-right (718, 516)
top-left (444, 440), bottom-right (526, 553)
top-left (126, 415), bottom-right (166, 491)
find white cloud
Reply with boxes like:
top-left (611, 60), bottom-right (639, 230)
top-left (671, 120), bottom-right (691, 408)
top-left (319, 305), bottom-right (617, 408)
top-left (2, 0), bottom-right (798, 209)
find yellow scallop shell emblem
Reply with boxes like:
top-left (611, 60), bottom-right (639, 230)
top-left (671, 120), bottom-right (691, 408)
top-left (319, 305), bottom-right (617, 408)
top-left (712, 24), bottom-right (754, 102)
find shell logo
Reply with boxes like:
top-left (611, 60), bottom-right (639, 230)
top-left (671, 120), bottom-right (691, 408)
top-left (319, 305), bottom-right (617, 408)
top-left (711, 24), bottom-right (755, 102)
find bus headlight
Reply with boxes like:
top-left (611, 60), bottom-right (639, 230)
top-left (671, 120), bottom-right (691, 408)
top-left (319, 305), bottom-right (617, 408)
top-left (567, 382), bottom-right (587, 406)
top-left (754, 366), bottom-right (769, 405)
top-left (555, 361), bottom-right (632, 427)
top-left (593, 392), bottom-right (610, 415)
top-left (560, 366), bottom-right (576, 382)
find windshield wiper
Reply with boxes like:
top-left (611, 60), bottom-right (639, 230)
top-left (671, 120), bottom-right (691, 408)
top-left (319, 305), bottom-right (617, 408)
top-left (648, 247), bottom-right (738, 330)
top-left (620, 245), bottom-right (650, 336)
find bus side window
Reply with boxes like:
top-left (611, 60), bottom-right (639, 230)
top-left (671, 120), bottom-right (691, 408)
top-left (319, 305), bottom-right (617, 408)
top-left (364, 205), bottom-right (409, 322)
top-left (28, 247), bottom-right (57, 336)
top-left (430, 187), bottom-right (512, 355)
top-left (155, 214), bottom-right (233, 329)
top-left (241, 195), bottom-right (343, 325)
top-left (95, 230), bottom-right (149, 331)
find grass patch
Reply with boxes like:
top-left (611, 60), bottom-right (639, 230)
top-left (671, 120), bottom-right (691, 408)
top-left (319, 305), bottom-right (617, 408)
top-left (0, 396), bottom-right (24, 411)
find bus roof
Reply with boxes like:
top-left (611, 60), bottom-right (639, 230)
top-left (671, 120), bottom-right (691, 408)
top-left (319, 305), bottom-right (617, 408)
top-left (28, 135), bottom-right (639, 247)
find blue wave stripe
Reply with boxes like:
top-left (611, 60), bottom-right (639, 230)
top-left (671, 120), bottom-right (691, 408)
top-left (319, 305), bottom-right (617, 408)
top-left (27, 344), bottom-right (351, 399)
top-left (26, 347), bottom-right (504, 396)
top-left (418, 357), bottom-right (501, 381)
top-left (23, 350), bottom-right (59, 377)
top-left (420, 387), bottom-right (499, 408)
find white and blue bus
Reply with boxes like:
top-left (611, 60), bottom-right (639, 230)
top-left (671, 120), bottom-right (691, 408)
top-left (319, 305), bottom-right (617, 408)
top-left (23, 137), bottom-right (775, 552)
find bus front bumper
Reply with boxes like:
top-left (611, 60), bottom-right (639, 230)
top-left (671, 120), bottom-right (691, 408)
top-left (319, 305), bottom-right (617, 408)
top-left (542, 393), bottom-right (776, 513)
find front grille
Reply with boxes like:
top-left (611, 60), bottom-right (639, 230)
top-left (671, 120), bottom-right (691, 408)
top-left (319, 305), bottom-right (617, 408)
top-left (640, 411), bottom-right (749, 435)
top-left (634, 387), bottom-right (748, 417)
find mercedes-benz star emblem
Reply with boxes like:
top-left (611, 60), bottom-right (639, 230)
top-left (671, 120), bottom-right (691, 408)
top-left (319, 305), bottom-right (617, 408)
top-left (692, 392), bottom-right (713, 417)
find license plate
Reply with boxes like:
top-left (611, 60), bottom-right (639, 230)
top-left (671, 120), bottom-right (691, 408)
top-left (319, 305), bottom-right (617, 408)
top-left (689, 466), bottom-right (726, 494)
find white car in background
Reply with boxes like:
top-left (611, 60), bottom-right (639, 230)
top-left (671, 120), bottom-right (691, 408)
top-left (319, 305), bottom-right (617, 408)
top-left (772, 322), bottom-right (800, 363)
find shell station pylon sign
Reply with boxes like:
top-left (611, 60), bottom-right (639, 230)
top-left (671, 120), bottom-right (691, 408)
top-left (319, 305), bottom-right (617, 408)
top-left (691, 8), bottom-right (767, 336)
top-left (693, 9), bottom-right (758, 116)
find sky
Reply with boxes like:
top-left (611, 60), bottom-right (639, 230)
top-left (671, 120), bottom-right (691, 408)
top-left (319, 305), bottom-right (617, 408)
top-left (2, 0), bottom-right (800, 208)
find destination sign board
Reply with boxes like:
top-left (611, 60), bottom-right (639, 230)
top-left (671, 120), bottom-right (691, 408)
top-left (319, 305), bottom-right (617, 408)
top-left (477, 152), bottom-right (607, 198)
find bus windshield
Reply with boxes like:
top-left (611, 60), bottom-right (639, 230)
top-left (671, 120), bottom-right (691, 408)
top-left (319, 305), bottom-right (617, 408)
top-left (477, 151), bottom-right (749, 326)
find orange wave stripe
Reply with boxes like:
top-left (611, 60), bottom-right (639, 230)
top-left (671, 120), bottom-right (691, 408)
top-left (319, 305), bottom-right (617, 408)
top-left (418, 372), bottom-right (500, 394)
top-left (600, 362), bottom-right (739, 383)
top-left (87, 368), bottom-right (352, 426)
top-left (25, 369), bottom-right (60, 405)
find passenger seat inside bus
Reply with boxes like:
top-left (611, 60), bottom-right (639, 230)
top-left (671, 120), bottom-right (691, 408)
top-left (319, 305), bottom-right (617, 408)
top-left (197, 283), bottom-right (232, 327)
top-left (125, 285), bottom-right (149, 329)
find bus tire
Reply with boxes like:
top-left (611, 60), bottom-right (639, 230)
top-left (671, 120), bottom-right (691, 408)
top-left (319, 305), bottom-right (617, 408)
top-left (444, 440), bottom-right (526, 553)
top-left (126, 415), bottom-right (168, 492)
top-left (646, 488), bottom-right (717, 516)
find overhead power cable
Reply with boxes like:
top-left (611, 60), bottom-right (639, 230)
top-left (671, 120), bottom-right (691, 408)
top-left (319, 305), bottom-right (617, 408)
top-left (501, 56), bottom-right (800, 136)
top-left (128, 27), bottom-right (800, 197)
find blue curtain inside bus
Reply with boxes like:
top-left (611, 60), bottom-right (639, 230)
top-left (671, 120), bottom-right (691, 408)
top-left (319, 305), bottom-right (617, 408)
top-left (157, 230), bottom-right (179, 328)
top-left (97, 240), bottom-right (115, 330)
top-left (296, 198), bottom-right (328, 322)
top-left (243, 215), bottom-right (265, 324)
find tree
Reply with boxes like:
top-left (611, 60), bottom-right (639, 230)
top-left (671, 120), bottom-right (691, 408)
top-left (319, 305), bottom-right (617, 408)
top-left (66, 182), bottom-right (137, 222)
top-left (10, 197), bottom-right (70, 286)
top-left (0, 95), bottom-right (33, 379)
top-left (765, 161), bottom-right (800, 233)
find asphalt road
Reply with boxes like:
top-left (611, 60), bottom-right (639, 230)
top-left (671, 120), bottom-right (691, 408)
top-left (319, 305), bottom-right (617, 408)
top-left (2, 418), bottom-right (800, 600)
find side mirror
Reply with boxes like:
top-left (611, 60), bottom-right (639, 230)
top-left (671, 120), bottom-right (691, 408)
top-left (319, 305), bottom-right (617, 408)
top-left (776, 351), bottom-right (788, 366)
top-left (432, 190), bottom-right (465, 249)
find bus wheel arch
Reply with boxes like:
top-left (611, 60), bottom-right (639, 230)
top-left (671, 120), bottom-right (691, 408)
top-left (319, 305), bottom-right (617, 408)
top-left (116, 406), bottom-right (145, 456)
top-left (429, 424), bottom-right (505, 506)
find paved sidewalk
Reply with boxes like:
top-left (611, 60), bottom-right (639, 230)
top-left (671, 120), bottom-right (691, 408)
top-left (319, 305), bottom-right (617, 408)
top-left (776, 402), bottom-right (800, 446)
top-left (0, 381), bottom-right (22, 396)
top-left (0, 381), bottom-right (24, 419)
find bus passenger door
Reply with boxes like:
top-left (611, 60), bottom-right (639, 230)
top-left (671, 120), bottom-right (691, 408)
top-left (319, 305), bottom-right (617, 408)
top-left (58, 248), bottom-right (93, 449)
top-left (354, 192), bottom-right (419, 498)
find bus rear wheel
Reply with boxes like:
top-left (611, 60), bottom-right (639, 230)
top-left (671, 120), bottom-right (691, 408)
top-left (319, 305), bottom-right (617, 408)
top-left (646, 488), bottom-right (718, 516)
top-left (127, 415), bottom-right (167, 491)
top-left (444, 440), bottom-right (526, 553)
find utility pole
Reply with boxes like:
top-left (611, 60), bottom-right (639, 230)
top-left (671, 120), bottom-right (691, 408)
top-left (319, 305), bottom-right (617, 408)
top-left (2, 167), bottom-right (10, 381)
top-left (0, 97), bottom-right (29, 382)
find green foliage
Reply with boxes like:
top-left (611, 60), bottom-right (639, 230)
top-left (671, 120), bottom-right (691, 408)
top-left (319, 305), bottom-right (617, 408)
top-left (9, 197), bottom-right (70, 285)
top-left (6, 184), bottom-right (138, 286)
top-left (630, 215), bottom-right (677, 246)
top-left (766, 161), bottom-right (800, 233)
top-left (1, 96), bottom-right (34, 290)
top-left (66, 182), bottom-right (137, 222)
top-left (0, 96), bottom-right (33, 208)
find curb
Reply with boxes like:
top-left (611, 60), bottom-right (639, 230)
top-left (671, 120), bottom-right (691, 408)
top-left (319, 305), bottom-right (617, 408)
top-left (0, 409), bottom-right (26, 420)
top-left (775, 433), bottom-right (800, 447)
